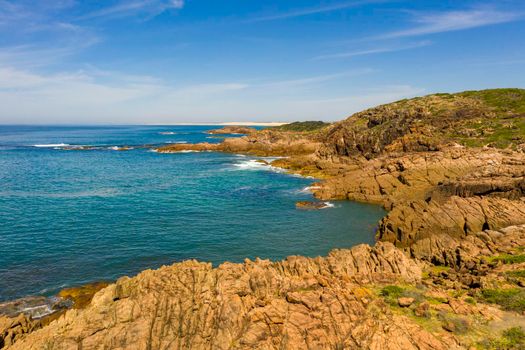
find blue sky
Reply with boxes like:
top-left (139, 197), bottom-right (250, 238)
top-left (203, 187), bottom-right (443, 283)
top-left (0, 0), bottom-right (524, 124)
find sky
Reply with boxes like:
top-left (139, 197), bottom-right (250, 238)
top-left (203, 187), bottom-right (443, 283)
top-left (0, 0), bottom-right (524, 124)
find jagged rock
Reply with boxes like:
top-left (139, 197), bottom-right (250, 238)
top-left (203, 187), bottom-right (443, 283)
top-left (0, 314), bottom-right (38, 348)
top-left (5, 243), bottom-right (461, 350)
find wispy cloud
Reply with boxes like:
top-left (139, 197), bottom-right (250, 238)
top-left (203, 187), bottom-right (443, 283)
top-left (245, 0), bottom-right (387, 23)
top-left (378, 8), bottom-right (522, 39)
top-left (313, 40), bottom-right (431, 60)
top-left (0, 58), bottom-right (378, 123)
top-left (261, 69), bottom-right (375, 88)
top-left (77, 0), bottom-right (184, 21)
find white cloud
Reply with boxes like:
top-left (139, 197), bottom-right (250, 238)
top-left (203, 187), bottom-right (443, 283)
top-left (0, 62), bottom-right (383, 123)
top-left (78, 0), bottom-right (185, 21)
top-left (261, 69), bottom-right (375, 88)
top-left (313, 41), bottom-right (431, 60)
top-left (379, 8), bottom-right (522, 39)
top-left (246, 0), bottom-right (386, 22)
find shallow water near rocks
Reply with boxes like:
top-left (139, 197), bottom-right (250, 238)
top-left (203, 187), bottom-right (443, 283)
top-left (0, 125), bottom-right (386, 302)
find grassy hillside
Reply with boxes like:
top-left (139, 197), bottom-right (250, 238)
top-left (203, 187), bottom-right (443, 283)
top-left (322, 88), bottom-right (525, 158)
top-left (273, 121), bottom-right (331, 132)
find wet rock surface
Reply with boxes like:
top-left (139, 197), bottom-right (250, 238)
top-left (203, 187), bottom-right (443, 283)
top-left (295, 201), bottom-right (330, 210)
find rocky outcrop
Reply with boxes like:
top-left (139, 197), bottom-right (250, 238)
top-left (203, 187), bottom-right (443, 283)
top-left (408, 224), bottom-right (525, 268)
top-left (309, 147), bottom-right (525, 262)
top-left (207, 126), bottom-right (256, 135)
top-left (0, 315), bottom-right (39, 349)
top-left (158, 128), bottom-right (323, 157)
top-left (7, 243), bottom-right (457, 350)
top-left (320, 89), bottom-right (525, 159)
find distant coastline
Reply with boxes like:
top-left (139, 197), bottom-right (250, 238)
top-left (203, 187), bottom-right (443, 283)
top-left (146, 122), bottom-right (288, 126)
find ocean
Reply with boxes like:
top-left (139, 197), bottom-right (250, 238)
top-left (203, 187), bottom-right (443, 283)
top-left (0, 125), bottom-right (385, 302)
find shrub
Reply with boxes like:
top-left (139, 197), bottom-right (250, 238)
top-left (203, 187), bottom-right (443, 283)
top-left (464, 297), bottom-right (476, 305)
top-left (480, 327), bottom-right (525, 349)
top-left (503, 327), bottom-right (525, 348)
top-left (480, 288), bottom-right (525, 312)
top-left (493, 254), bottom-right (525, 264)
top-left (506, 270), bottom-right (525, 278)
top-left (274, 121), bottom-right (330, 132)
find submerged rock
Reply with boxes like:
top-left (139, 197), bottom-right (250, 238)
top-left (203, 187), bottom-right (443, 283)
top-left (295, 201), bottom-right (330, 210)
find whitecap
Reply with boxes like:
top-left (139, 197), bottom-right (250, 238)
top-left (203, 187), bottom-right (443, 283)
top-left (164, 141), bottom-right (188, 144)
top-left (158, 132), bottom-right (177, 135)
top-left (322, 202), bottom-right (335, 209)
top-left (33, 143), bottom-right (69, 148)
top-left (299, 186), bottom-right (321, 193)
top-left (19, 304), bottom-right (54, 319)
top-left (232, 159), bottom-right (284, 173)
top-left (107, 146), bottom-right (133, 151)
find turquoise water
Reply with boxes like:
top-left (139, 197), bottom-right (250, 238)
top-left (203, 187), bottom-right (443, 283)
top-left (0, 125), bottom-right (385, 302)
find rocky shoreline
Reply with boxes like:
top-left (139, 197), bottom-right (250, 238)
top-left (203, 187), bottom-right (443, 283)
top-left (2, 89), bottom-right (525, 349)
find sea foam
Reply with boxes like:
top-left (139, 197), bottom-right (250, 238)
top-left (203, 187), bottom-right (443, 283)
top-left (233, 159), bottom-right (283, 173)
top-left (33, 143), bottom-right (69, 148)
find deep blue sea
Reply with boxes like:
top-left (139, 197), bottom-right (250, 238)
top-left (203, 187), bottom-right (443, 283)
top-left (0, 125), bottom-right (385, 302)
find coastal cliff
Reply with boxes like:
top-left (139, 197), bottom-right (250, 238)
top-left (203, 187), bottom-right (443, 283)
top-left (2, 89), bottom-right (525, 349)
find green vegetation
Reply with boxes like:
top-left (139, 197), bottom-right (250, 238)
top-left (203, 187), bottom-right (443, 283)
top-left (479, 288), bottom-right (525, 312)
top-left (459, 88), bottom-right (525, 114)
top-left (491, 254), bottom-right (525, 264)
top-left (378, 285), bottom-right (479, 337)
top-left (449, 89), bottom-right (525, 149)
top-left (380, 285), bottom-right (405, 298)
top-left (379, 285), bottom-right (437, 306)
top-left (274, 121), bottom-right (330, 132)
top-left (337, 88), bottom-right (525, 156)
top-left (464, 296), bottom-right (476, 305)
top-left (506, 270), bottom-right (525, 278)
top-left (478, 327), bottom-right (525, 350)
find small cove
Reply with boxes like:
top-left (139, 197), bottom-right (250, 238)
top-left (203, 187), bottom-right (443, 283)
top-left (0, 125), bottom-right (386, 302)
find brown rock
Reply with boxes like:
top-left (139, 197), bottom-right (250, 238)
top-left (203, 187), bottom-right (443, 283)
top-left (414, 302), bottom-right (430, 317)
top-left (207, 126), bottom-right (257, 135)
top-left (0, 314), bottom-right (38, 348)
top-left (5, 243), bottom-right (457, 350)
top-left (295, 201), bottom-right (330, 210)
top-left (398, 297), bottom-right (415, 307)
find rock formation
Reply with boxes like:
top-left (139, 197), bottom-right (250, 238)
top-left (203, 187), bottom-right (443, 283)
top-left (206, 126), bottom-right (257, 135)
